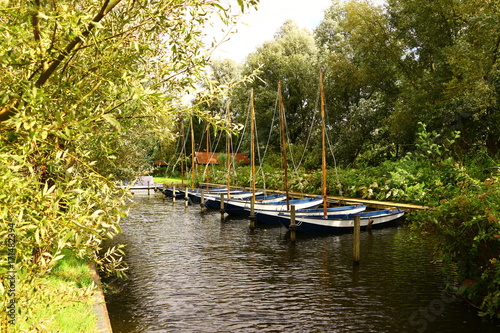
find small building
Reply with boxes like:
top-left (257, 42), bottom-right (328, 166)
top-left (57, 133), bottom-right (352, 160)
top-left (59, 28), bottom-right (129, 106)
top-left (153, 160), bottom-right (168, 167)
top-left (195, 152), bottom-right (250, 165)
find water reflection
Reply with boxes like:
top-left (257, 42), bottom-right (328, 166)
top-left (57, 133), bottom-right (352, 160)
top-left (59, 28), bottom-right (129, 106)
top-left (105, 195), bottom-right (498, 332)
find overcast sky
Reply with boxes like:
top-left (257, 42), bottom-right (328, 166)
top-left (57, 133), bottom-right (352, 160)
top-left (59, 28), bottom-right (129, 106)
top-left (206, 0), bottom-right (333, 63)
top-left (205, 0), bottom-right (386, 63)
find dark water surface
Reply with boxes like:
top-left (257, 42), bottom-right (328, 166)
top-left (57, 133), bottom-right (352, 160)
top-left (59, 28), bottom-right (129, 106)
top-left (105, 194), bottom-right (498, 332)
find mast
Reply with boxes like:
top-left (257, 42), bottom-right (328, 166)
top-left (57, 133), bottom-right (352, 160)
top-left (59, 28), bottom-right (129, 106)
top-left (205, 122), bottom-right (210, 189)
top-left (180, 117), bottom-right (185, 187)
top-left (320, 69), bottom-right (328, 218)
top-left (226, 102), bottom-right (231, 197)
top-left (278, 81), bottom-right (290, 210)
top-left (250, 89), bottom-right (256, 201)
top-left (190, 115), bottom-right (195, 189)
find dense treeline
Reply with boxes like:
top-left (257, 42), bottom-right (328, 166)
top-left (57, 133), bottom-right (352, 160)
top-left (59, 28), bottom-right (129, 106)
top-left (197, 0), bottom-right (500, 168)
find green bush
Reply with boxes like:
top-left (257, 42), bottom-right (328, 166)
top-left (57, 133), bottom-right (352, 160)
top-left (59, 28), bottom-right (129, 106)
top-left (411, 177), bottom-right (500, 319)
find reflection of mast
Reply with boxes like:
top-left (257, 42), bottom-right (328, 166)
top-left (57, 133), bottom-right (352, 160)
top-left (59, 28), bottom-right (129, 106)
top-left (278, 81), bottom-right (290, 210)
top-left (320, 69), bottom-right (328, 218)
top-left (226, 102), bottom-right (231, 197)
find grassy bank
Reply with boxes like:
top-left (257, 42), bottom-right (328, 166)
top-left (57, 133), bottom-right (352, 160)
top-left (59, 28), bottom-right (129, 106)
top-left (153, 177), bottom-right (182, 184)
top-left (19, 250), bottom-right (96, 332)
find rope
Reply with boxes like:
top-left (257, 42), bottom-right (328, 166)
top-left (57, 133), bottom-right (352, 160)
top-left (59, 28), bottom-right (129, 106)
top-left (326, 128), bottom-right (343, 196)
top-left (294, 85), bottom-right (321, 173)
top-left (167, 119), bottom-right (190, 180)
top-left (257, 92), bottom-right (279, 179)
top-left (324, 92), bottom-right (343, 197)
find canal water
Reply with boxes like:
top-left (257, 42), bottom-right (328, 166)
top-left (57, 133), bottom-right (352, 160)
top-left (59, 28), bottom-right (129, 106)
top-left (105, 194), bottom-right (498, 333)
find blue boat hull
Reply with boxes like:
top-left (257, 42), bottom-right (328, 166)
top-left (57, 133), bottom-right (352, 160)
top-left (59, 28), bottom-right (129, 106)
top-left (279, 209), bottom-right (405, 233)
top-left (255, 204), bottom-right (367, 225)
top-left (223, 197), bottom-right (323, 217)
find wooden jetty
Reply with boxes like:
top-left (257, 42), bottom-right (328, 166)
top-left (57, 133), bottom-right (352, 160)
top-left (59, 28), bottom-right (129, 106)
top-left (198, 182), bottom-right (428, 213)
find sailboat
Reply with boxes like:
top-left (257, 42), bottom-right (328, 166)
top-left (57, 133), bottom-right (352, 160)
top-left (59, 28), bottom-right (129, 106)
top-left (185, 103), bottom-right (268, 204)
top-left (276, 69), bottom-right (404, 233)
top-left (250, 79), bottom-right (366, 224)
top-left (210, 87), bottom-right (324, 217)
top-left (278, 208), bottom-right (405, 233)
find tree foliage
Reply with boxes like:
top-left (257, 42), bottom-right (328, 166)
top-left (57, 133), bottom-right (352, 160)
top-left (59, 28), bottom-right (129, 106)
top-left (0, 0), bottom-right (259, 330)
top-left (236, 20), bottom-right (320, 160)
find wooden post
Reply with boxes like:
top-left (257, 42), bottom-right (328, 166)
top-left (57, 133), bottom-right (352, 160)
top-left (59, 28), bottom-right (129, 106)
top-left (353, 215), bottom-right (361, 264)
top-left (172, 185), bottom-right (176, 203)
top-left (290, 205), bottom-right (296, 242)
top-left (220, 193), bottom-right (225, 220)
top-left (200, 190), bottom-right (205, 213)
top-left (147, 181), bottom-right (150, 195)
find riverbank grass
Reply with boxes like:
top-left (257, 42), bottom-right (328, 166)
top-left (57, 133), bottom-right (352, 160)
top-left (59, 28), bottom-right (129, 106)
top-left (154, 176), bottom-right (182, 184)
top-left (20, 250), bottom-right (96, 332)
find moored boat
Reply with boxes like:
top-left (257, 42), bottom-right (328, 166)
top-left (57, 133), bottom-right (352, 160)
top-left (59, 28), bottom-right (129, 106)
top-left (278, 208), bottom-right (405, 233)
top-left (187, 189), bottom-right (266, 204)
top-left (215, 196), bottom-right (324, 217)
top-left (254, 204), bottom-right (367, 225)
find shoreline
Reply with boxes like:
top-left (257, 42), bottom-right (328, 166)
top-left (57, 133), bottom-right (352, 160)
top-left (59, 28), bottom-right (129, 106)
top-left (88, 262), bottom-right (113, 333)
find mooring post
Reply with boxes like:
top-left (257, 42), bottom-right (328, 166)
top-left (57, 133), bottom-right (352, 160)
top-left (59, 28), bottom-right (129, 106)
top-left (147, 181), bottom-right (150, 195)
top-left (172, 185), bottom-right (176, 203)
top-left (200, 190), bottom-right (205, 213)
top-left (353, 215), bottom-right (361, 264)
top-left (220, 193), bottom-right (225, 220)
top-left (290, 205), bottom-right (296, 242)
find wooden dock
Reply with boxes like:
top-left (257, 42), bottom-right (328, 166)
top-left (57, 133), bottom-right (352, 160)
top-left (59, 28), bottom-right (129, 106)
top-left (198, 183), bottom-right (428, 213)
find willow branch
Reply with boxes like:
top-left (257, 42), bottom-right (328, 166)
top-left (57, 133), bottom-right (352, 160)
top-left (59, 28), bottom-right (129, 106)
top-left (35, 0), bottom-right (123, 88)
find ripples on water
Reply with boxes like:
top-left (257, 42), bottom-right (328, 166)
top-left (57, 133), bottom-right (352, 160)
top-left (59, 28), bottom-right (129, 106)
top-left (105, 195), bottom-right (498, 333)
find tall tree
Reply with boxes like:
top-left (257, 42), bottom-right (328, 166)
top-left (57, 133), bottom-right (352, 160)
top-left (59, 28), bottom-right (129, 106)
top-left (386, 0), bottom-right (500, 156)
top-left (238, 20), bottom-right (319, 165)
top-left (316, 1), bottom-right (402, 164)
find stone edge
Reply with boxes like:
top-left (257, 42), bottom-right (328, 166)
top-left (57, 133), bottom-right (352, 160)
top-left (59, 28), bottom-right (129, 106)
top-left (88, 262), bottom-right (113, 333)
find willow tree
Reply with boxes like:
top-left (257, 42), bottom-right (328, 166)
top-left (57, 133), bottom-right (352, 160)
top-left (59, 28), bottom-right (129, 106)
top-left (237, 20), bottom-right (320, 168)
top-left (315, 0), bottom-right (404, 165)
top-left (386, 0), bottom-right (500, 157)
top-left (0, 0), bottom-right (258, 330)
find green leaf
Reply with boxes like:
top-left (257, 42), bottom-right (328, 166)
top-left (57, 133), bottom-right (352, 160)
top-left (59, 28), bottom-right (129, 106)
top-left (102, 114), bottom-right (122, 132)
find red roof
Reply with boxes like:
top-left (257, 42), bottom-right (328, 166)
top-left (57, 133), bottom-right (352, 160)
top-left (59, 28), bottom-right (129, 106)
top-left (195, 152), bottom-right (250, 165)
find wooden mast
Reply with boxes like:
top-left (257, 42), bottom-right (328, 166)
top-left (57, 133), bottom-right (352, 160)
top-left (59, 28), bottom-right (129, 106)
top-left (250, 89), bottom-right (256, 201)
top-left (190, 115), bottom-right (195, 189)
top-left (320, 69), bottom-right (328, 218)
top-left (226, 102), bottom-right (231, 197)
top-left (205, 122), bottom-right (210, 190)
top-left (180, 117), bottom-right (185, 187)
top-left (278, 81), bottom-right (290, 210)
